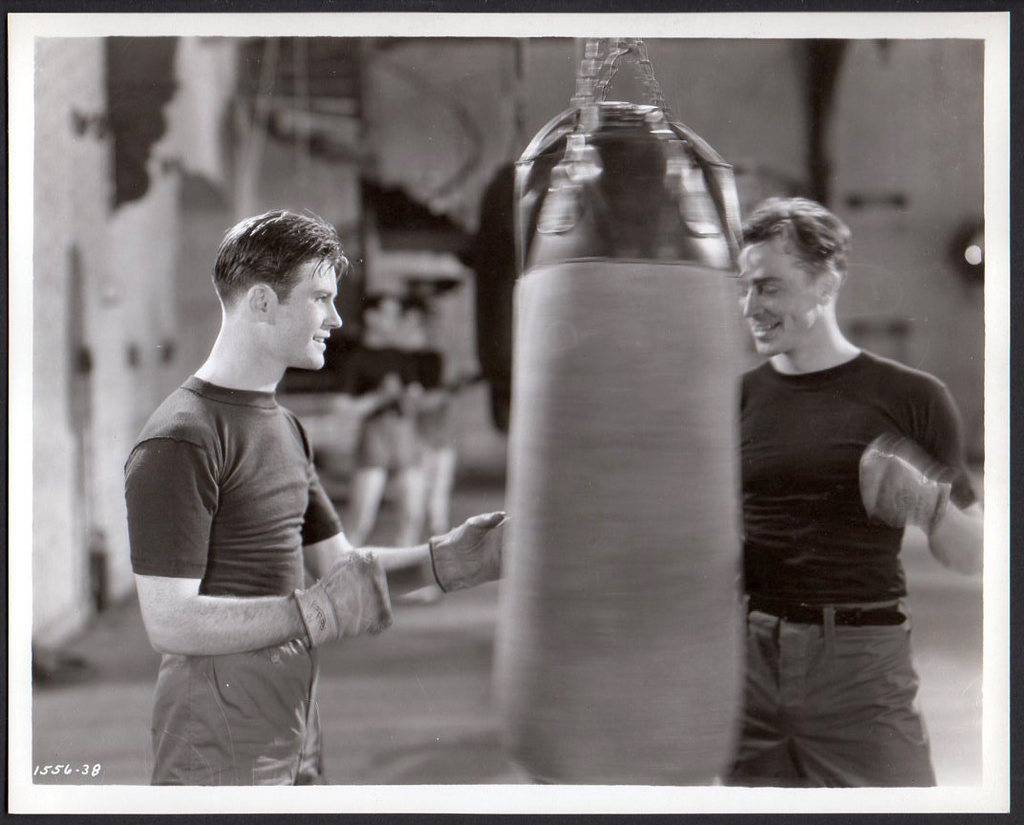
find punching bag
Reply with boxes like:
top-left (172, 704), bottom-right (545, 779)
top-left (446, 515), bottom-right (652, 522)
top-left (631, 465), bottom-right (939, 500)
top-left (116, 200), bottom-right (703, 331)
top-left (494, 39), bottom-right (744, 785)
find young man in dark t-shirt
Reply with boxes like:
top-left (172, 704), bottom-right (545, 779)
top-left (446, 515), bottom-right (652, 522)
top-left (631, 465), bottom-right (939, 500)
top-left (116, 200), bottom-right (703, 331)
top-left (725, 198), bottom-right (983, 787)
top-left (124, 211), bottom-right (506, 785)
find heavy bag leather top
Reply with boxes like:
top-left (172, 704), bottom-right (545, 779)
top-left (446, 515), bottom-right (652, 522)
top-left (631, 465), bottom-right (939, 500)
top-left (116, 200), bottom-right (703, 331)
top-left (515, 101), bottom-right (743, 274)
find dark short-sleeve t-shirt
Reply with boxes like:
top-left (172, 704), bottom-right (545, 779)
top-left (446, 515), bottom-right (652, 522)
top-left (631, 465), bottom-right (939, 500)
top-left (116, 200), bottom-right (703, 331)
top-left (125, 377), bottom-right (342, 597)
top-left (740, 351), bottom-right (977, 604)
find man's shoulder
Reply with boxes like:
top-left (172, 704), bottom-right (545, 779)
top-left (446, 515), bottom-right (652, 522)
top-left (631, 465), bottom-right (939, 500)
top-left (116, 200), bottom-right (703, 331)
top-left (858, 351), bottom-right (949, 397)
top-left (135, 384), bottom-right (219, 450)
top-left (740, 360), bottom-right (775, 387)
top-left (275, 404), bottom-right (313, 458)
top-left (275, 403), bottom-right (306, 436)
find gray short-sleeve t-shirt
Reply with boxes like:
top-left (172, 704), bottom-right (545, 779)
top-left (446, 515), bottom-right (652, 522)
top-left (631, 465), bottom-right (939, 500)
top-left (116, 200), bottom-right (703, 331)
top-left (125, 377), bottom-right (342, 597)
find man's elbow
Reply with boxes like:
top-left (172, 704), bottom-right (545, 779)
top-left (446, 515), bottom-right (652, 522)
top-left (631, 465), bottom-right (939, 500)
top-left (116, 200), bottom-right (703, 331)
top-left (928, 504), bottom-right (983, 576)
top-left (943, 550), bottom-right (982, 577)
top-left (135, 574), bottom-right (205, 655)
top-left (147, 635), bottom-right (173, 656)
top-left (145, 624), bottom-right (180, 655)
top-left (929, 536), bottom-right (983, 576)
top-left (958, 544), bottom-right (983, 576)
top-left (141, 613), bottom-right (194, 656)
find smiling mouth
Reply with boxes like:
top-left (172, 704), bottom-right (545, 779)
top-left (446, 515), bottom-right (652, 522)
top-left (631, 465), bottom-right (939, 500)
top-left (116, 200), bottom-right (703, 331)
top-left (750, 321), bottom-right (781, 337)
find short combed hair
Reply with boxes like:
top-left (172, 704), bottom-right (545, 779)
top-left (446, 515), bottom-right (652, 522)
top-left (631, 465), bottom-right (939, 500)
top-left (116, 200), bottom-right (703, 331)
top-left (742, 197), bottom-right (851, 278)
top-left (213, 210), bottom-right (349, 304)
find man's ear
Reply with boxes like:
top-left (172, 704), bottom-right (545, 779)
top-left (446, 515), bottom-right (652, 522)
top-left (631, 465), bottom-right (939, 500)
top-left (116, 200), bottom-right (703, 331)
top-left (245, 283), bottom-right (279, 320)
top-left (816, 268), bottom-right (843, 305)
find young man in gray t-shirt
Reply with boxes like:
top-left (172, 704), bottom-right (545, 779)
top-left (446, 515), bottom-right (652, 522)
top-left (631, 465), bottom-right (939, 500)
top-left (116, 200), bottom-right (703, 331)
top-left (125, 210), bottom-right (505, 785)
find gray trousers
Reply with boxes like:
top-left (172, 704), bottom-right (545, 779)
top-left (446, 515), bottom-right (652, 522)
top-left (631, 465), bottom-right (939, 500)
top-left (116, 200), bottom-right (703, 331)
top-left (727, 607), bottom-right (936, 787)
top-left (150, 640), bottom-right (323, 785)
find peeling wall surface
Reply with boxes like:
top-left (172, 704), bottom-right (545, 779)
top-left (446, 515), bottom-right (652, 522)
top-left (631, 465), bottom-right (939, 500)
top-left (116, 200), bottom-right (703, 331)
top-left (33, 37), bottom-right (236, 642)
top-left (34, 38), bottom-right (111, 646)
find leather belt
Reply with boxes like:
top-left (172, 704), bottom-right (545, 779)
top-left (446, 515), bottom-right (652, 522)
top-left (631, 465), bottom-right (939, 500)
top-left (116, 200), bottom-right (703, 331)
top-left (747, 595), bottom-right (906, 626)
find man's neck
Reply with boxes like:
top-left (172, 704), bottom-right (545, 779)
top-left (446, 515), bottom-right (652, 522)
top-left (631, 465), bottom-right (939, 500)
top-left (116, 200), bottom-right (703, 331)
top-left (195, 326), bottom-right (284, 392)
top-left (770, 319), bottom-right (861, 375)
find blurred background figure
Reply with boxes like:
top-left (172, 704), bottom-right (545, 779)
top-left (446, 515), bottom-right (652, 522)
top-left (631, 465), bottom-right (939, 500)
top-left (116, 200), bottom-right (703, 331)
top-left (397, 284), bottom-right (482, 602)
top-left (403, 297), bottom-right (456, 541)
top-left (340, 292), bottom-right (426, 551)
top-left (405, 285), bottom-right (481, 536)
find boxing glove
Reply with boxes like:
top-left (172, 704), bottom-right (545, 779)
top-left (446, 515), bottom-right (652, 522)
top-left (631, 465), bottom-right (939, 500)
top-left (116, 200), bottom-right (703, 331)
top-left (429, 512), bottom-right (507, 592)
top-left (294, 550), bottom-right (393, 647)
top-left (859, 433), bottom-right (952, 533)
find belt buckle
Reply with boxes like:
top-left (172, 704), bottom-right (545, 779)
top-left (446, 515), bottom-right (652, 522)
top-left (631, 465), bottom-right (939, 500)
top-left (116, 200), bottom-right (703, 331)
top-left (838, 606), bottom-right (870, 626)
top-left (796, 602), bottom-right (823, 624)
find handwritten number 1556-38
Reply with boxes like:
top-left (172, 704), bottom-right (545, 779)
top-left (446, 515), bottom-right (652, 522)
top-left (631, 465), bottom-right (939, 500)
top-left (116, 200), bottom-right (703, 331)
top-left (34, 764), bottom-right (102, 778)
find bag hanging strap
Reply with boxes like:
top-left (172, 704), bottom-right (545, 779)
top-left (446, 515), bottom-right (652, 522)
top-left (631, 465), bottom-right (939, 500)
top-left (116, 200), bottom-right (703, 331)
top-left (571, 38), bottom-right (672, 118)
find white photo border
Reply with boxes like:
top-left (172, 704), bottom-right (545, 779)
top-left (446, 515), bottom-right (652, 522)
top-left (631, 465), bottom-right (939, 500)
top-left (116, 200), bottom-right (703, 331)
top-left (7, 9), bottom-right (1011, 815)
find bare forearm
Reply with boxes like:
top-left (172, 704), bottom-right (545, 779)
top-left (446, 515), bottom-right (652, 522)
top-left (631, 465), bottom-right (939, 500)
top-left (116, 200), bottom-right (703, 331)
top-left (928, 503), bottom-right (983, 575)
top-left (305, 536), bottom-right (434, 595)
top-left (364, 542), bottom-right (430, 572)
top-left (361, 543), bottom-right (438, 597)
top-left (149, 593), bottom-right (305, 656)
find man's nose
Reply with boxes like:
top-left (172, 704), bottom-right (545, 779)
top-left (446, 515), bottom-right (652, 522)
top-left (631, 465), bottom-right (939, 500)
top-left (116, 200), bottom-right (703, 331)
top-left (740, 290), bottom-right (758, 318)
top-left (327, 302), bottom-right (343, 329)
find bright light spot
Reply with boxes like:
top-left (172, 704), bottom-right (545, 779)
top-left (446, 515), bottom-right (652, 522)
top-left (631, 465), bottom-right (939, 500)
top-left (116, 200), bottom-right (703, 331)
top-left (964, 245), bottom-right (983, 266)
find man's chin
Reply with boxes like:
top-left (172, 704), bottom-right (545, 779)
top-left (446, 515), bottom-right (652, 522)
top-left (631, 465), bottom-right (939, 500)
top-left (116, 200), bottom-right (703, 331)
top-left (752, 339), bottom-right (779, 355)
top-left (291, 355), bottom-right (326, 371)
